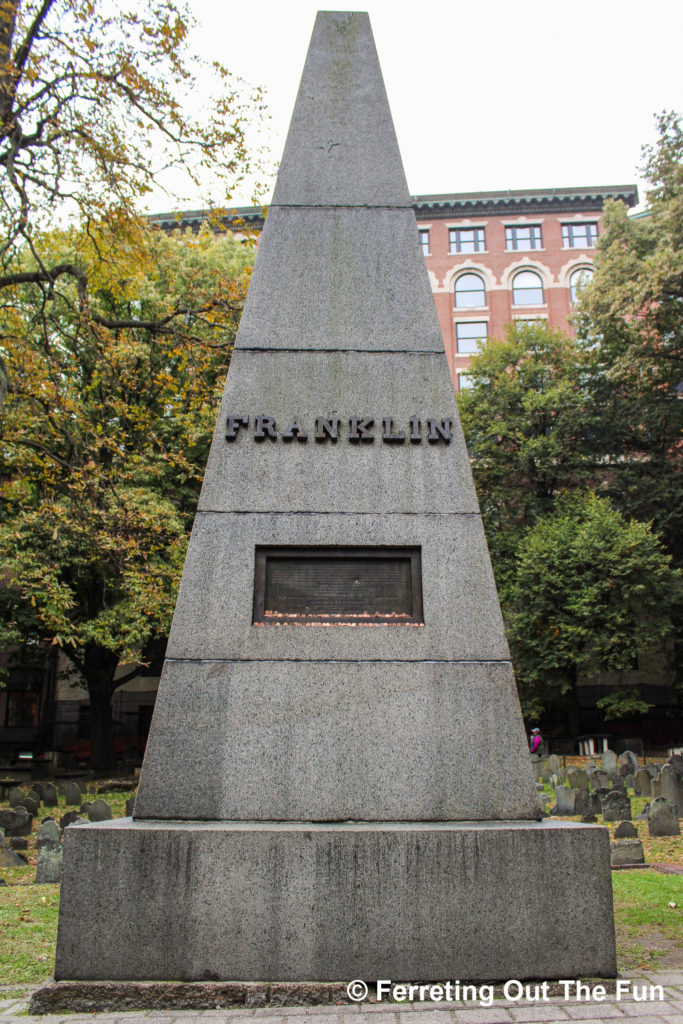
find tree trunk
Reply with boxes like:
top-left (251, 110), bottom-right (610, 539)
top-left (82, 644), bottom-right (120, 772)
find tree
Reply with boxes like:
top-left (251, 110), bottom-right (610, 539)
top-left (574, 111), bottom-right (683, 568)
top-left (457, 321), bottom-right (595, 599)
top-left (0, 223), bottom-right (254, 768)
top-left (507, 493), bottom-right (681, 731)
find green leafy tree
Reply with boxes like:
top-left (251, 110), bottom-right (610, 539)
top-left (457, 321), bottom-right (595, 599)
top-left (507, 492), bottom-right (681, 731)
top-left (0, 223), bottom-right (253, 768)
top-left (574, 111), bottom-right (683, 567)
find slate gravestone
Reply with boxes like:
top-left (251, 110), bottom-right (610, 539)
top-left (61, 782), bottom-right (82, 806)
top-left (620, 751), bottom-right (639, 776)
top-left (42, 783), bottom-right (58, 807)
top-left (27, 788), bottom-right (42, 806)
top-left (60, 811), bottom-right (80, 830)
top-left (567, 769), bottom-right (589, 790)
top-left (601, 791), bottom-right (632, 822)
top-left (595, 772), bottom-right (610, 789)
top-left (87, 800), bottom-right (112, 822)
top-left (555, 786), bottom-right (576, 815)
top-left (610, 841), bottom-right (644, 867)
top-left (633, 769), bottom-right (652, 797)
top-left (652, 765), bottom-right (682, 811)
top-left (601, 749), bottom-right (618, 777)
top-left (55, 11), bottom-right (616, 985)
top-left (36, 842), bottom-right (63, 883)
top-left (37, 820), bottom-right (62, 847)
top-left (614, 820), bottom-right (638, 838)
top-left (8, 786), bottom-right (24, 807)
top-left (19, 797), bottom-right (39, 817)
top-left (573, 789), bottom-right (592, 817)
top-left (647, 798), bottom-right (680, 837)
top-left (0, 807), bottom-right (32, 837)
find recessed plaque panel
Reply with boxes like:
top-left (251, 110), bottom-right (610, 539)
top-left (253, 546), bottom-right (423, 625)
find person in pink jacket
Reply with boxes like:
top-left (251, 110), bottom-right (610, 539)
top-left (529, 728), bottom-right (544, 756)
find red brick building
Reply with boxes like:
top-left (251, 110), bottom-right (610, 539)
top-left (412, 186), bottom-right (638, 390)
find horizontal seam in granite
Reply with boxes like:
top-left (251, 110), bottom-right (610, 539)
top-left (233, 348), bottom-right (447, 354)
top-left (193, 510), bottom-right (484, 517)
top-left (163, 658), bottom-right (514, 665)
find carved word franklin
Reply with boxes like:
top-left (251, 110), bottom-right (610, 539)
top-left (226, 416), bottom-right (452, 444)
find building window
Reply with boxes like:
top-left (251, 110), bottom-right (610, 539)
top-left (512, 270), bottom-right (544, 305)
top-left (505, 225), bottom-right (542, 250)
top-left (449, 227), bottom-right (486, 254)
top-left (456, 321), bottom-right (487, 354)
top-left (458, 373), bottom-right (473, 391)
top-left (418, 229), bottom-right (430, 256)
top-left (570, 267), bottom-right (594, 303)
top-left (454, 272), bottom-right (486, 308)
top-left (562, 222), bottom-right (598, 248)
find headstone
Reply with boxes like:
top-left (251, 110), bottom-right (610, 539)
top-left (610, 841), bottom-right (644, 867)
top-left (611, 776), bottom-right (626, 793)
top-left (581, 812), bottom-right (597, 823)
top-left (60, 810), bottom-right (80, 830)
top-left (87, 799), bottom-right (112, 822)
top-left (555, 786), bottom-right (576, 815)
top-left (601, 790), bottom-right (632, 822)
top-left (0, 834), bottom-right (25, 868)
top-left (567, 769), bottom-right (589, 790)
top-left (584, 761), bottom-right (599, 780)
top-left (667, 753), bottom-right (683, 778)
top-left (546, 755), bottom-right (562, 777)
top-left (595, 772), bottom-right (610, 789)
top-left (27, 788), bottom-right (42, 806)
top-left (42, 783), bottom-right (58, 807)
top-left (61, 782), bottom-right (82, 806)
top-left (619, 750), bottom-right (639, 776)
top-left (643, 764), bottom-right (659, 780)
top-left (125, 797), bottom-right (136, 816)
top-left (36, 820), bottom-right (62, 847)
top-left (79, 801), bottom-right (92, 817)
top-left (41, 815), bottom-right (55, 824)
top-left (54, 11), bottom-right (616, 985)
top-left (647, 798), bottom-right (680, 837)
top-left (18, 797), bottom-right (38, 816)
top-left (573, 789), bottom-right (592, 817)
top-left (591, 787), bottom-right (609, 816)
top-left (10, 837), bottom-right (28, 850)
top-left (624, 774), bottom-right (635, 790)
top-left (652, 765), bottom-right (682, 811)
top-left (36, 842), bottom-right (63, 883)
top-left (633, 769), bottom-right (652, 798)
top-left (601, 749), bottom-right (618, 777)
top-left (8, 786), bottom-right (24, 807)
top-left (614, 820), bottom-right (638, 838)
top-left (0, 806), bottom-right (32, 837)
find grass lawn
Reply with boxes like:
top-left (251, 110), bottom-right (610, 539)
top-left (1, 778), bottom-right (682, 986)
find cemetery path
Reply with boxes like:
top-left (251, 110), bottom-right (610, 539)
top-left (2, 973), bottom-right (683, 1024)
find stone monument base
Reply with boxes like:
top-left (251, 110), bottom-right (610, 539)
top-left (55, 819), bottom-right (616, 981)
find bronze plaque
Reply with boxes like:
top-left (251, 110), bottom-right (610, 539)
top-left (253, 547), bottom-right (423, 625)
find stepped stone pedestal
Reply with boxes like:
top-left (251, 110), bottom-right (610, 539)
top-left (55, 11), bottom-right (616, 984)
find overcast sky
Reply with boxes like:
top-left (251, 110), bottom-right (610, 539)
top-left (153, 0), bottom-right (683, 213)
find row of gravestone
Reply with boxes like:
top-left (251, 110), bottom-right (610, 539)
top-left (1, 794), bottom-right (135, 883)
top-left (7, 779), bottom-right (93, 812)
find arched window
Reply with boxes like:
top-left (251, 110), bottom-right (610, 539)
top-left (512, 270), bottom-right (544, 306)
top-left (454, 272), bottom-right (486, 308)
top-left (570, 267), bottom-right (594, 303)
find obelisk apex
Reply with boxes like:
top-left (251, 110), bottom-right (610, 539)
top-left (272, 12), bottom-right (410, 206)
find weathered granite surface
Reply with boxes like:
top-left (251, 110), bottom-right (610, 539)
top-left (234, 209), bottom-right (443, 352)
top-left (199, 351), bottom-right (477, 514)
top-left (55, 819), bottom-right (616, 982)
top-left (135, 659), bottom-right (539, 822)
top-left (164, 512), bottom-right (509, 664)
top-left (271, 13), bottom-right (409, 207)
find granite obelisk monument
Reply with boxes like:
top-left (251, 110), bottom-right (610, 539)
top-left (55, 11), bottom-right (616, 981)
